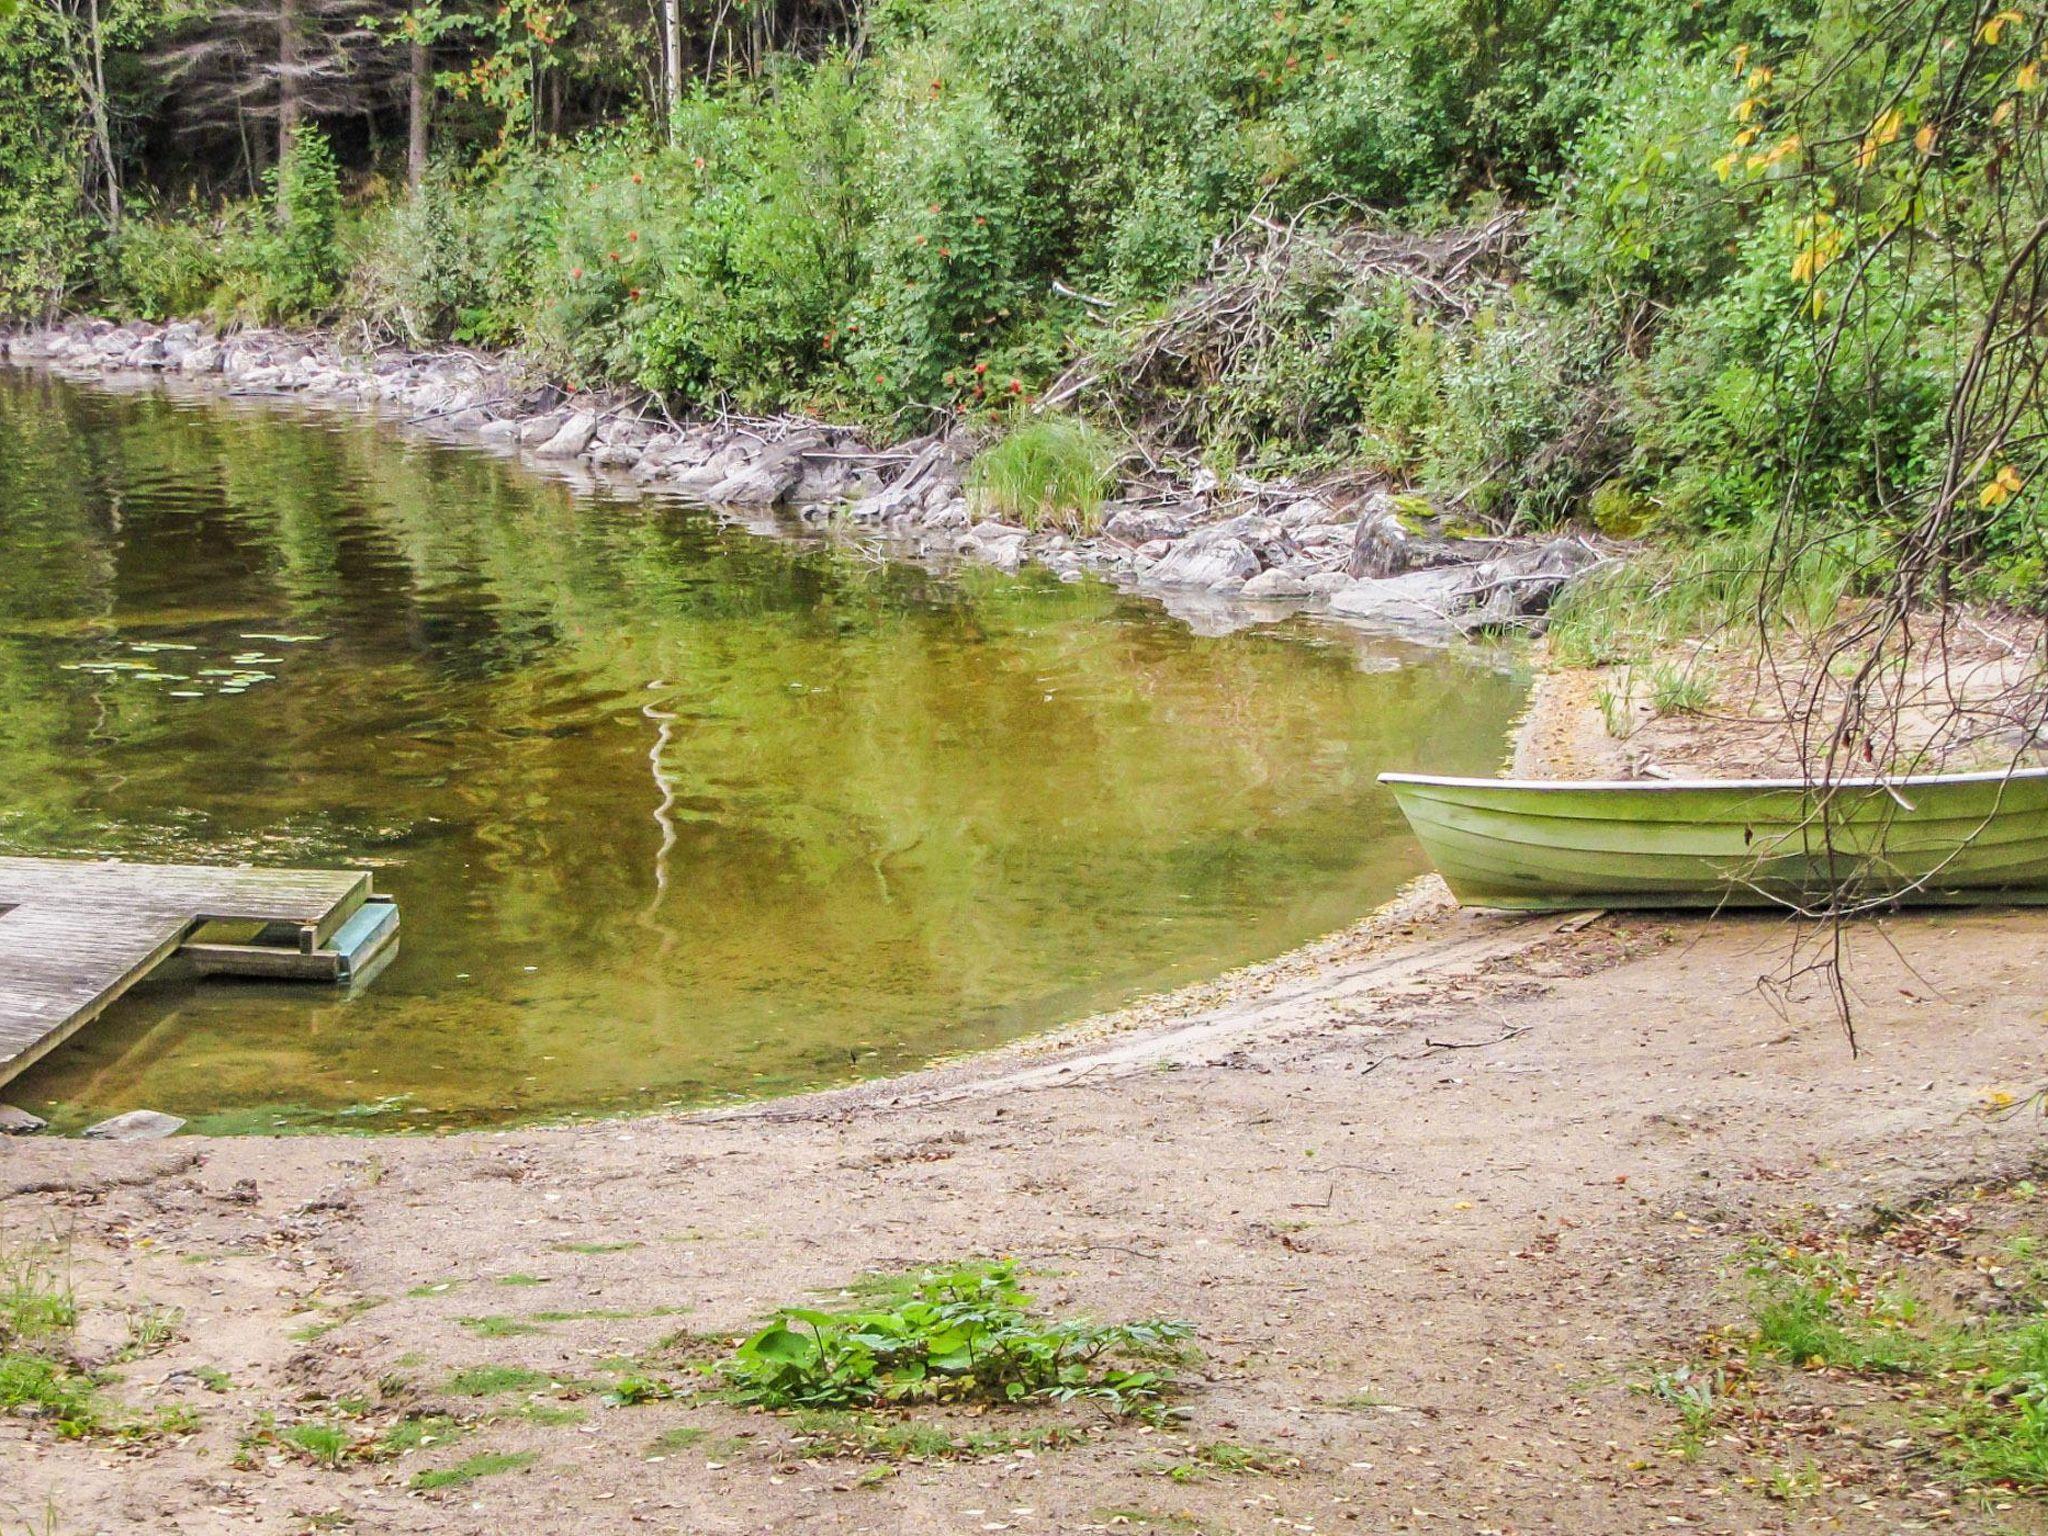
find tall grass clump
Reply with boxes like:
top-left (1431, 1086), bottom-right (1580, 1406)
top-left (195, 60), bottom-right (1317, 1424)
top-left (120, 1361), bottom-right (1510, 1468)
top-left (1547, 521), bottom-right (1878, 667)
top-left (967, 416), bottom-right (1119, 534)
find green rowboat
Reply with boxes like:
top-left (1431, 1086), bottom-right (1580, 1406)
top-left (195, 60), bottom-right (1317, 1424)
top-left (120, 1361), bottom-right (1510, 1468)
top-left (1379, 767), bottom-right (2048, 911)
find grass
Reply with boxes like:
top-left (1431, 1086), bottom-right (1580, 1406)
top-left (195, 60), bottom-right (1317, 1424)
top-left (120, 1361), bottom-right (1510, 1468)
top-left (1, 1239), bottom-right (105, 1439)
top-left (443, 1364), bottom-right (560, 1397)
top-left (381, 1413), bottom-right (465, 1455)
top-left (967, 415), bottom-right (1119, 535)
top-left (549, 1241), bottom-right (642, 1256)
top-left (281, 1421), bottom-right (352, 1467)
top-left (1647, 661), bottom-right (1712, 716)
top-left (1548, 520), bottom-right (1874, 668)
top-left (784, 1406), bottom-right (1080, 1461)
top-left (1161, 1439), bottom-right (1296, 1481)
top-left (457, 1314), bottom-right (549, 1338)
top-left (1657, 1197), bottom-right (2048, 1496)
top-left (412, 1450), bottom-right (536, 1491)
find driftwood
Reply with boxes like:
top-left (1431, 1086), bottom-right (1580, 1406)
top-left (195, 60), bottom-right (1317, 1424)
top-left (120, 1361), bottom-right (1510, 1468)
top-left (1044, 209), bottom-right (1527, 451)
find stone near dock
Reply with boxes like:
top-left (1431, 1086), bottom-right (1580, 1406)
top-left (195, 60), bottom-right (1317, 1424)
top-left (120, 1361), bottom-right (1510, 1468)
top-left (81, 1109), bottom-right (186, 1141)
top-left (0, 1104), bottom-right (47, 1135)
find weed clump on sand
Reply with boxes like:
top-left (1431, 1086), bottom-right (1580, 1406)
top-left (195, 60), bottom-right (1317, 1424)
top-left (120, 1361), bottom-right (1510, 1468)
top-left (721, 1261), bottom-right (1190, 1416)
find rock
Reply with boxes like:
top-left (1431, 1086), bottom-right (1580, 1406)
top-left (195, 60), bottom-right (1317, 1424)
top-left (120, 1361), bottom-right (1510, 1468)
top-left (1102, 505), bottom-right (1189, 544)
top-left (706, 439), bottom-right (819, 506)
top-left (533, 411), bottom-right (601, 459)
top-left (1145, 533), bottom-right (1261, 589)
top-left (1303, 570), bottom-right (1353, 595)
top-left (1327, 567), bottom-right (1468, 628)
top-left (0, 1104), bottom-right (47, 1135)
top-left (1275, 497), bottom-right (1341, 531)
top-left (1450, 536), bottom-right (1600, 630)
top-left (81, 1109), bottom-right (186, 1141)
top-left (1241, 567), bottom-right (1314, 599)
top-left (591, 441), bottom-right (643, 468)
top-left (1349, 502), bottom-right (1415, 579)
top-left (921, 498), bottom-right (971, 530)
top-left (478, 418), bottom-right (522, 443)
top-left (959, 529), bottom-right (1027, 572)
top-left (519, 410), bottom-right (569, 447)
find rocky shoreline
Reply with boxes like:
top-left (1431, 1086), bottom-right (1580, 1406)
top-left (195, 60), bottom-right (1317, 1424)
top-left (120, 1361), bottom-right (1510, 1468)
top-left (3, 317), bottom-right (1601, 636)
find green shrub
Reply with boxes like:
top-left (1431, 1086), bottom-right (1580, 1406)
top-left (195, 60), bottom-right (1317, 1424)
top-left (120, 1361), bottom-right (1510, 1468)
top-left (969, 416), bottom-right (1120, 533)
top-left (722, 1262), bottom-right (1190, 1414)
top-left (106, 213), bottom-right (228, 320)
top-left (634, 61), bottom-right (872, 407)
top-left (848, 87), bottom-right (1033, 411)
top-left (264, 127), bottom-right (344, 320)
top-left (345, 175), bottom-right (481, 345)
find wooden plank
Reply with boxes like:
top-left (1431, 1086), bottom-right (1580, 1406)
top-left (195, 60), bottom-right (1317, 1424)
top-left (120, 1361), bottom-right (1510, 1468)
top-left (0, 857), bottom-right (386, 1090)
top-left (0, 904), bottom-right (192, 1085)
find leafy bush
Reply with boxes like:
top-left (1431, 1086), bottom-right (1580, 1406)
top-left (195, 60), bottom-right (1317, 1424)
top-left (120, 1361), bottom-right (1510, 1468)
top-left (634, 62), bottom-right (872, 407)
top-left (346, 175), bottom-right (482, 345)
top-left (722, 1262), bottom-right (1191, 1415)
top-left (847, 87), bottom-right (1033, 411)
top-left (264, 127), bottom-right (344, 320)
top-left (106, 213), bottom-right (229, 320)
top-left (969, 416), bottom-right (1120, 533)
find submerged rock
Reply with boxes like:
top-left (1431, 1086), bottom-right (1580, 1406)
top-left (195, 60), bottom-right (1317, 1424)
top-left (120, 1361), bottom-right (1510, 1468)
top-left (81, 1109), bottom-right (186, 1141)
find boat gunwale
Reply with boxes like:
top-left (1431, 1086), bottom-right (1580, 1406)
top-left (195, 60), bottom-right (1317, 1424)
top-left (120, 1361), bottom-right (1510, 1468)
top-left (1377, 766), bottom-right (2048, 796)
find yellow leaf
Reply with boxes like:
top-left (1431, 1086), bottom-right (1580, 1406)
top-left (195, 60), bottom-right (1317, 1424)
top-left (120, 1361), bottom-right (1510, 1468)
top-left (2021, 59), bottom-right (2042, 90)
top-left (1995, 97), bottom-right (2016, 125)
top-left (1809, 285), bottom-right (1827, 319)
top-left (1713, 151), bottom-right (1742, 182)
top-left (1915, 122), bottom-right (1938, 155)
top-left (1981, 8), bottom-right (2024, 45)
top-left (1734, 126), bottom-right (1760, 148)
top-left (1730, 42), bottom-right (1751, 77)
top-left (1858, 106), bottom-right (1904, 169)
top-left (1735, 96), bottom-right (1757, 123)
top-left (1980, 465), bottom-right (2025, 507)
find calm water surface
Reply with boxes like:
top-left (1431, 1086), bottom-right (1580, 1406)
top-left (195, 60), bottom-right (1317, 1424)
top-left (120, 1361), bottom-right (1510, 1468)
top-left (0, 371), bottom-right (1524, 1131)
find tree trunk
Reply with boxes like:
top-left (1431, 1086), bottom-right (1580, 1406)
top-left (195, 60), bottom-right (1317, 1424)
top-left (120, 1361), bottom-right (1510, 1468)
top-left (407, 31), bottom-right (429, 191)
top-left (662, 0), bottom-right (681, 142)
top-left (278, 0), bottom-right (303, 175)
top-left (85, 0), bottom-right (120, 230)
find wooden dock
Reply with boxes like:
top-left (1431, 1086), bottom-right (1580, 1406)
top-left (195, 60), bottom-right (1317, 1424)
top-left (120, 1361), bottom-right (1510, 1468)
top-left (0, 857), bottom-right (396, 1089)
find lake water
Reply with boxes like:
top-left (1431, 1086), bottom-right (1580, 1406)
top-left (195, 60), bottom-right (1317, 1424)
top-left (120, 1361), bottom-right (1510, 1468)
top-left (0, 371), bottom-right (1524, 1132)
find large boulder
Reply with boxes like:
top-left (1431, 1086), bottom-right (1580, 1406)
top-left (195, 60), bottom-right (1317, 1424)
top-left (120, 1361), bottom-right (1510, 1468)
top-left (1145, 532), bottom-right (1261, 589)
top-left (705, 437), bottom-right (823, 506)
top-left (533, 411), bottom-right (601, 459)
top-left (1450, 536), bottom-right (1601, 630)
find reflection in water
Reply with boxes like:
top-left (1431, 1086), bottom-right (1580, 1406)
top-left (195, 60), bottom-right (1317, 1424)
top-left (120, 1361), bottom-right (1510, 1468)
top-left (0, 371), bottom-right (1526, 1131)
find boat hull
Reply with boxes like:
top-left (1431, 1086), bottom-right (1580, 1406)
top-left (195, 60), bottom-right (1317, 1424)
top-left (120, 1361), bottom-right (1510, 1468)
top-left (1379, 769), bottom-right (2048, 911)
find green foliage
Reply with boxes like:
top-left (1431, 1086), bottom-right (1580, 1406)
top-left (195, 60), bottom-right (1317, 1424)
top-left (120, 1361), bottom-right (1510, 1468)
top-left (721, 1262), bottom-right (1191, 1415)
top-left (968, 416), bottom-right (1119, 533)
top-left (264, 127), bottom-right (344, 319)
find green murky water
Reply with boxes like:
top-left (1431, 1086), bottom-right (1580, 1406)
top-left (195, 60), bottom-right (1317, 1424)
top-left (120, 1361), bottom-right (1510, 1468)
top-left (0, 371), bottom-right (1524, 1132)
